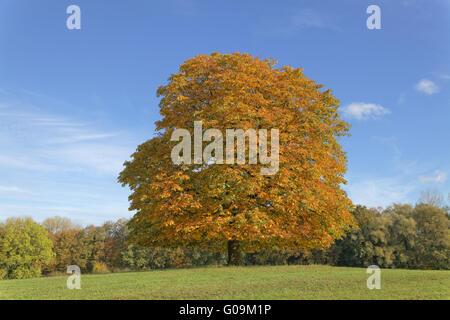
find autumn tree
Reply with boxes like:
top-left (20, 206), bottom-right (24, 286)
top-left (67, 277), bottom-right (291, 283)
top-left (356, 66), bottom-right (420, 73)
top-left (119, 52), bottom-right (355, 265)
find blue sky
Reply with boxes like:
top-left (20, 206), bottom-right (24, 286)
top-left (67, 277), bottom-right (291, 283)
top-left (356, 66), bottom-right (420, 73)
top-left (0, 0), bottom-right (449, 225)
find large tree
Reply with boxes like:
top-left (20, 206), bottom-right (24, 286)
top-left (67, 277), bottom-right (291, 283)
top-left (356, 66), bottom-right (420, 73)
top-left (119, 52), bottom-right (355, 265)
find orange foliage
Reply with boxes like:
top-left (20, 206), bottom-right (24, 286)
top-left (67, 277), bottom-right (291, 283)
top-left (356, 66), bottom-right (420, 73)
top-left (119, 52), bottom-right (355, 252)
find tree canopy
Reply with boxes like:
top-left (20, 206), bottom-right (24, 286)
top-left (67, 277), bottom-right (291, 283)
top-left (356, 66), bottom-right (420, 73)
top-left (0, 218), bottom-right (54, 279)
top-left (119, 52), bottom-right (355, 260)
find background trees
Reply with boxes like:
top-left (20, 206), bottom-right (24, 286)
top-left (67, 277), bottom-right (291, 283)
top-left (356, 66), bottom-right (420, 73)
top-left (0, 195), bottom-right (448, 279)
top-left (330, 203), bottom-right (449, 269)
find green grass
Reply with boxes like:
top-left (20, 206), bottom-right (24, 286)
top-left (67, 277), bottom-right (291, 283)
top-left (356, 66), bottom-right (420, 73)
top-left (0, 265), bottom-right (448, 300)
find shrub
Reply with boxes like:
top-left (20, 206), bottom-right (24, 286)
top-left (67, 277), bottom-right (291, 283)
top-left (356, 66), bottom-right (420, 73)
top-left (92, 262), bottom-right (110, 274)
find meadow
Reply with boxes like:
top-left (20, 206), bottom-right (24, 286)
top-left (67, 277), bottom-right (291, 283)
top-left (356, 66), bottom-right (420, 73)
top-left (0, 265), bottom-right (448, 300)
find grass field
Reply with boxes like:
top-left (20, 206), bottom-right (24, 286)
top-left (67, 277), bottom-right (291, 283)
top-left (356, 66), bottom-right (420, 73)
top-left (0, 265), bottom-right (448, 300)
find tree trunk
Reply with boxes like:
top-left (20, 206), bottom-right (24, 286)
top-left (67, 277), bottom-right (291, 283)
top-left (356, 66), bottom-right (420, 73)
top-left (227, 240), bottom-right (243, 266)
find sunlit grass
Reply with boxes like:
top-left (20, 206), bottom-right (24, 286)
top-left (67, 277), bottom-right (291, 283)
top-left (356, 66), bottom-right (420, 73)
top-left (0, 265), bottom-right (448, 300)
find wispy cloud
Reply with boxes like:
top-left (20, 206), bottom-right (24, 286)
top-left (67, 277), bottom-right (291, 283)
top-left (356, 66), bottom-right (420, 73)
top-left (346, 136), bottom-right (447, 208)
top-left (0, 100), bottom-right (132, 175)
top-left (292, 9), bottom-right (325, 28)
top-left (45, 144), bottom-right (131, 175)
top-left (346, 177), bottom-right (415, 208)
top-left (415, 79), bottom-right (439, 95)
top-left (253, 8), bottom-right (340, 37)
top-left (0, 203), bottom-right (130, 226)
top-left (32, 118), bottom-right (86, 127)
top-left (47, 132), bottom-right (121, 144)
top-left (342, 102), bottom-right (391, 120)
top-left (0, 91), bottom-right (137, 225)
top-left (0, 185), bottom-right (27, 193)
top-left (419, 170), bottom-right (447, 183)
top-left (0, 155), bottom-right (51, 171)
top-left (397, 92), bottom-right (406, 105)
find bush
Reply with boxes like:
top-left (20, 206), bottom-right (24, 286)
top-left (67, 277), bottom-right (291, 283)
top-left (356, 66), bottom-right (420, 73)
top-left (0, 268), bottom-right (7, 280)
top-left (92, 262), bottom-right (110, 274)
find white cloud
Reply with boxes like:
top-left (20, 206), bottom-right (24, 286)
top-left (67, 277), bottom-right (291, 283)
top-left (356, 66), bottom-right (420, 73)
top-left (419, 170), bottom-right (447, 183)
top-left (342, 102), bottom-right (391, 120)
top-left (415, 79), bottom-right (439, 95)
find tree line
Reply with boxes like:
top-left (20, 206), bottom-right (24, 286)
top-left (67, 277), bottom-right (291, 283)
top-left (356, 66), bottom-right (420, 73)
top-left (1, 199), bottom-right (448, 280)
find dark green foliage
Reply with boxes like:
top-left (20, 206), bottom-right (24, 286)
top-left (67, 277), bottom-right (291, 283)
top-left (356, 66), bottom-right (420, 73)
top-left (120, 245), bottom-right (226, 270)
top-left (330, 204), bottom-right (449, 269)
